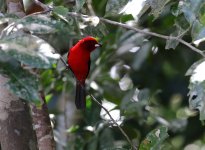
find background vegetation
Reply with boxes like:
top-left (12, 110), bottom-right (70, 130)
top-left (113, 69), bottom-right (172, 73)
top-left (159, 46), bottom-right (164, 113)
top-left (1, 0), bottom-right (205, 149)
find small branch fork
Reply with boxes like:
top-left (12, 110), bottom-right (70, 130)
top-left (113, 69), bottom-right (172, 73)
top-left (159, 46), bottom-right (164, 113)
top-left (28, 9), bottom-right (205, 57)
top-left (30, 9), bottom-right (205, 150)
top-left (66, 12), bottom-right (205, 57)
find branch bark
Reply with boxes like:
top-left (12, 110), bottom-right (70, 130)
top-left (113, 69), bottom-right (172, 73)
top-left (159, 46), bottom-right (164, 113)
top-left (66, 12), bottom-right (205, 57)
top-left (30, 91), bottom-right (55, 150)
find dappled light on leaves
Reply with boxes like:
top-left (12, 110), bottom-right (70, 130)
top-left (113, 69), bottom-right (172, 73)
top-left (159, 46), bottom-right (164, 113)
top-left (1, 0), bottom-right (205, 149)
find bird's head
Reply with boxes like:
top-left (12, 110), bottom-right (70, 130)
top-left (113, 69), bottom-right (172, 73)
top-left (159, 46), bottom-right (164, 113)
top-left (79, 36), bottom-right (102, 52)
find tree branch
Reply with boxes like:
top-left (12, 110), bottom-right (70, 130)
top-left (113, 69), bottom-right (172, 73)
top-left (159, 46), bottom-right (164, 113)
top-left (67, 12), bottom-right (205, 57)
top-left (59, 57), bottom-right (136, 150)
top-left (89, 94), bottom-right (136, 149)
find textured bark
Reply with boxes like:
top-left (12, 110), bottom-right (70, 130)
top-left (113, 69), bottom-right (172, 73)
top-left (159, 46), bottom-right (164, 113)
top-left (30, 92), bottom-right (55, 150)
top-left (6, 0), bottom-right (25, 17)
top-left (0, 75), bottom-right (38, 150)
top-left (0, 0), bottom-right (38, 149)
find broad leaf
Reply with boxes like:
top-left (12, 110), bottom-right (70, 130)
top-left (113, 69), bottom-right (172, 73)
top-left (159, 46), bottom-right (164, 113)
top-left (0, 33), bottom-right (59, 68)
top-left (76, 0), bottom-right (86, 12)
top-left (52, 6), bottom-right (70, 23)
top-left (166, 14), bottom-right (190, 49)
top-left (187, 82), bottom-right (205, 120)
top-left (179, 0), bottom-right (205, 44)
top-left (0, 13), bottom-right (18, 25)
top-left (105, 0), bottom-right (129, 16)
top-left (139, 126), bottom-right (169, 150)
top-left (186, 59), bottom-right (205, 120)
top-left (2, 15), bottom-right (64, 35)
top-left (191, 20), bottom-right (205, 42)
top-left (0, 60), bottom-right (40, 103)
top-left (138, 0), bottom-right (171, 19)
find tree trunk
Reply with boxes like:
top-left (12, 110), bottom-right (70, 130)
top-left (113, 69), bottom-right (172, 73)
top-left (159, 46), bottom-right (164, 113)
top-left (0, 75), bottom-right (38, 150)
top-left (0, 0), bottom-right (38, 149)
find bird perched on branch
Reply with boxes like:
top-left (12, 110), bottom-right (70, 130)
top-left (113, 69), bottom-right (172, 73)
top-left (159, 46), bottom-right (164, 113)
top-left (67, 36), bottom-right (102, 109)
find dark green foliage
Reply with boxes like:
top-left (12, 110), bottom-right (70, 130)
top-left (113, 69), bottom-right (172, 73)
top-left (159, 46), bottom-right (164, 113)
top-left (1, 0), bottom-right (205, 149)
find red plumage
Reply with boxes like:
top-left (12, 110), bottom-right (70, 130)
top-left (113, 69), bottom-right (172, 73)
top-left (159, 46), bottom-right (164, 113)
top-left (67, 36), bottom-right (101, 109)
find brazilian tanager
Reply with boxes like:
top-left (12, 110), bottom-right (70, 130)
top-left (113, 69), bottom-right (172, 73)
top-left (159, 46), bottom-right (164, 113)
top-left (67, 36), bottom-right (101, 109)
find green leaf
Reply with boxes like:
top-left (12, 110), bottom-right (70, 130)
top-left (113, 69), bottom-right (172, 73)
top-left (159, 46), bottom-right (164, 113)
top-left (191, 20), bottom-right (205, 42)
top-left (99, 128), bottom-right (114, 149)
top-left (0, 14), bottom-right (18, 25)
top-left (0, 33), bottom-right (59, 68)
top-left (180, 0), bottom-right (203, 24)
top-left (199, 3), bottom-right (205, 25)
top-left (83, 22), bottom-right (108, 38)
top-left (105, 0), bottom-right (129, 16)
top-left (165, 26), bottom-right (186, 49)
top-left (120, 14), bottom-right (134, 23)
top-left (139, 126), bottom-right (169, 150)
top-left (0, 0), bottom-right (6, 12)
top-left (0, 60), bottom-right (40, 103)
top-left (16, 15), bottom-right (61, 34)
top-left (185, 59), bottom-right (205, 76)
top-left (139, 0), bottom-right (171, 19)
top-left (52, 6), bottom-right (70, 23)
top-left (132, 42), bottom-right (152, 70)
top-left (178, 0), bottom-right (205, 44)
top-left (186, 59), bottom-right (205, 120)
top-left (67, 125), bottom-right (79, 133)
top-left (187, 82), bottom-right (205, 120)
top-left (166, 14), bottom-right (190, 49)
top-left (76, 0), bottom-right (86, 12)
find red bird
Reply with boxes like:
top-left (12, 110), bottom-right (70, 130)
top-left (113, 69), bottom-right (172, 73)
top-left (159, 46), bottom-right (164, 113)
top-left (67, 36), bottom-right (102, 109)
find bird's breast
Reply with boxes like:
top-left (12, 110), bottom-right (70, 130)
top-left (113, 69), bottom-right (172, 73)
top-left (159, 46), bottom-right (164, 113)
top-left (68, 48), bottom-right (90, 81)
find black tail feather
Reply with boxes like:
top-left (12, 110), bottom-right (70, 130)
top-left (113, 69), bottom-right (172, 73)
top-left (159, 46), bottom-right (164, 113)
top-left (75, 82), bottom-right (86, 109)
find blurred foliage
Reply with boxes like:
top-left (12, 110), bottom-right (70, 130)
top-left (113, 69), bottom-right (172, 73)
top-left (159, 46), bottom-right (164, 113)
top-left (1, 0), bottom-right (205, 149)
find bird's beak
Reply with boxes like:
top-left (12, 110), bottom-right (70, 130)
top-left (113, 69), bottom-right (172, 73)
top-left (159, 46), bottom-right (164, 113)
top-left (95, 43), bottom-right (102, 48)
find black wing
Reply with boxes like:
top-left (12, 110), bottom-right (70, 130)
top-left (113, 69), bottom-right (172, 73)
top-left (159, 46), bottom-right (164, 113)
top-left (86, 60), bottom-right (91, 78)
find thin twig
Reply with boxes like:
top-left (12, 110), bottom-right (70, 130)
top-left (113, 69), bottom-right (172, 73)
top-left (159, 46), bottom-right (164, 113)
top-left (67, 12), bottom-right (205, 57)
top-left (59, 56), bottom-right (136, 149)
top-left (89, 94), bottom-right (136, 149)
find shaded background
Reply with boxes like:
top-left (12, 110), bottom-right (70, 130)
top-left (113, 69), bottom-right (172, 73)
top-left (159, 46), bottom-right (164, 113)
top-left (1, 0), bottom-right (205, 149)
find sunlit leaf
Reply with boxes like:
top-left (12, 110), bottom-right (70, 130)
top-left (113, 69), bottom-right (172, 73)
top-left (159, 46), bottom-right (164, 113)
top-left (76, 0), bottom-right (86, 12)
top-left (0, 13), bottom-right (18, 25)
top-left (67, 125), bottom-right (79, 133)
top-left (191, 20), bottom-right (205, 43)
top-left (0, 33), bottom-right (59, 68)
top-left (186, 59), bottom-right (205, 120)
top-left (16, 15), bottom-right (61, 34)
top-left (52, 6), bottom-right (70, 23)
top-left (139, 0), bottom-right (171, 19)
top-left (105, 0), bottom-right (129, 16)
top-left (0, 60), bottom-right (40, 103)
top-left (139, 126), bottom-right (169, 150)
top-left (178, 0), bottom-right (205, 44)
top-left (187, 82), bottom-right (205, 120)
top-left (180, 0), bottom-right (202, 24)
